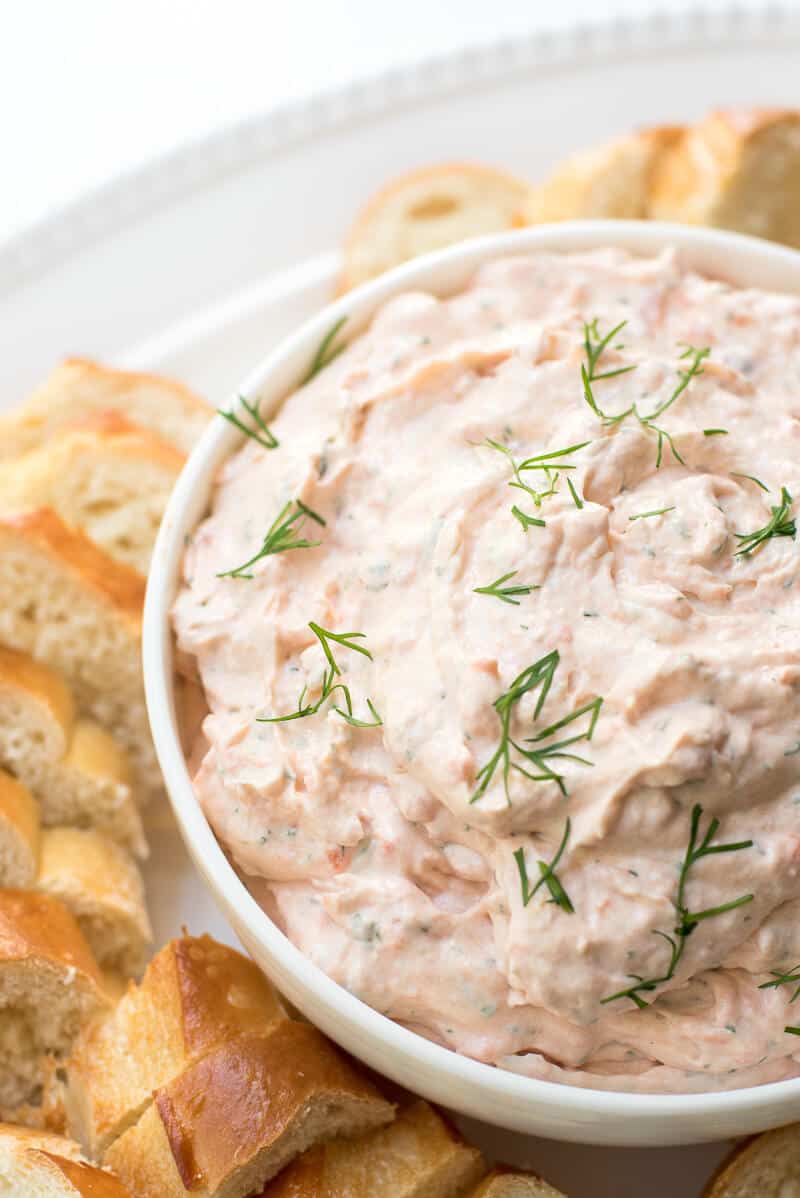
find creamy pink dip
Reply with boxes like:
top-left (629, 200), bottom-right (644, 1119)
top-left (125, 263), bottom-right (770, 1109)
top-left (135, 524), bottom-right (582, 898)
top-left (174, 249), bottom-right (800, 1093)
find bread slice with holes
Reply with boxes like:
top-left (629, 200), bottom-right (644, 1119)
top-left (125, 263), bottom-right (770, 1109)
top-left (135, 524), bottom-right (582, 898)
top-left (260, 1098), bottom-right (485, 1197)
top-left (104, 1022), bottom-right (395, 1198)
top-left (0, 891), bottom-right (112, 1109)
top-left (0, 413), bottom-right (185, 574)
top-left (0, 357), bottom-right (210, 462)
top-left (36, 827), bottom-right (151, 977)
top-left (66, 934), bottom-right (287, 1157)
top-left (702, 1122), bottom-right (800, 1196)
top-left (0, 509), bottom-right (159, 802)
top-left (524, 126), bottom-right (682, 222)
top-left (648, 108), bottom-right (800, 247)
top-left (0, 767), bottom-right (40, 886)
top-left (337, 162), bottom-right (530, 293)
top-left (0, 645), bottom-right (145, 856)
top-left (467, 1168), bottom-right (568, 1197)
top-left (0, 1123), bottom-right (133, 1196)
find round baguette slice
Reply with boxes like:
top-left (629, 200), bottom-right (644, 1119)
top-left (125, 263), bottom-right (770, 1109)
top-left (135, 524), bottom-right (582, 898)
top-left (0, 412), bottom-right (185, 575)
top-left (104, 1023), bottom-right (395, 1198)
top-left (703, 1123), bottom-right (800, 1196)
top-left (0, 1124), bottom-right (132, 1196)
top-left (0, 357), bottom-right (210, 462)
top-left (0, 768), bottom-right (40, 887)
top-left (337, 162), bottom-right (530, 293)
top-left (468, 1167), bottom-right (568, 1197)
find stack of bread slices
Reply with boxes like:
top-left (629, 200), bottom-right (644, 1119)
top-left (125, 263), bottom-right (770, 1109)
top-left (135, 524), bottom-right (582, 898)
top-left (0, 358), bottom-right (212, 1134)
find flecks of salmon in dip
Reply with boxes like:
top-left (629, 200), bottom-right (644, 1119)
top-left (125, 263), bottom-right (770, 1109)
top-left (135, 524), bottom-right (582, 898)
top-left (173, 248), bottom-right (800, 1093)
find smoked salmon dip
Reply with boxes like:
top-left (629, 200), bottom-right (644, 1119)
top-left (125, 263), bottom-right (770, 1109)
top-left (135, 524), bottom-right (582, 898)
top-left (174, 248), bottom-right (800, 1093)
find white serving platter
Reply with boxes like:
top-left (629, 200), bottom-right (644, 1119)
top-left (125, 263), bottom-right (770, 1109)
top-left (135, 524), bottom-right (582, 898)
top-left (3, 7), bottom-right (800, 1192)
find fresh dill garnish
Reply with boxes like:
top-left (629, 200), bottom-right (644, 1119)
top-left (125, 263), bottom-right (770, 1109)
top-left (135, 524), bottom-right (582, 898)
top-left (583, 318), bottom-right (638, 386)
top-left (703, 428), bottom-right (728, 437)
top-left (217, 499), bottom-right (325, 579)
top-left (735, 486), bottom-right (796, 557)
top-left (470, 649), bottom-right (602, 805)
top-left (759, 964), bottom-right (800, 1004)
top-left (629, 507), bottom-right (676, 522)
top-left (601, 804), bottom-right (753, 1009)
top-left (514, 818), bottom-right (574, 914)
top-left (567, 477), bottom-right (584, 509)
top-left (512, 506), bottom-right (546, 533)
top-left (258, 622), bottom-right (380, 727)
top-left (219, 394), bottom-right (279, 449)
top-left (730, 472), bottom-right (770, 493)
top-left (646, 345), bottom-right (710, 420)
top-left (486, 438), bottom-right (589, 528)
top-left (785, 1026), bottom-right (800, 1036)
top-left (302, 316), bottom-right (348, 384)
top-left (474, 571), bottom-right (539, 605)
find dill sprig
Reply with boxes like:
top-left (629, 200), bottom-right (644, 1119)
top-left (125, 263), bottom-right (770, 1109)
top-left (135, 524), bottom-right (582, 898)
top-left (486, 438), bottom-right (590, 530)
top-left (646, 345), bottom-right (710, 420)
top-left (730, 472), bottom-right (769, 493)
top-left (219, 394), bottom-right (279, 449)
top-left (759, 964), bottom-right (800, 1004)
top-left (512, 506), bottom-right (546, 532)
top-left (302, 316), bottom-right (348, 384)
top-left (629, 507), bottom-right (675, 522)
top-left (217, 499), bottom-right (325, 579)
top-left (567, 477), bottom-right (584, 509)
top-left (703, 428), bottom-right (728, 437)
top-left (601, 804), bottom-right (753, 1010)
top-left (470, 649), bottom-right (602, 805)
top-left (474, 571), bottom-right (539, 605)
top-left (514, 817), bottom-right (574, 914)
top-left (735, 486), bottom-right (796, 557)
top-left (785, 1026), bottom-right (800, 1036)
top-left (258, 621), bottom-right (381, 728)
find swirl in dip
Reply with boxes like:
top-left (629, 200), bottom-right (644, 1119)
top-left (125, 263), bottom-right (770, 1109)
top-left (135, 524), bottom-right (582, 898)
top-left (174, 248), bottom-right (800, 1093)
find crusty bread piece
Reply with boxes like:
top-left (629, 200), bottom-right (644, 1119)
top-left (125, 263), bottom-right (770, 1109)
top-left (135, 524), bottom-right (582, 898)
top-left (36, 828), bottom-right (151, 977)
top-left (260, 1099), bottom-right (485, 1197)
top-left (524, 126), bottom-right (682, 222)
top-left (468, 1168), bottom-right (568, 1197)
top-left (104, 1023), bottom-right (395, 1198)
top-left (0, 891), bottom-right (111, 1108)
top-left (649, 108), bottom-right (800, 247)
top-left (0, 768), bottom-right (40, 887)
top-left (0, 1124), bottom-right (132, 1196)
top-left (66, 934), bottom-right (287, 1157)
top-left (0, 357), bottom-right (210, 462)
top-left (0, 510), bottom-right (159, 802)
top-left (0, 413), bottom-right (185, 574)
top-left (337, 162), bottom-right (530, 293)
top-left (0, 645), bottom-right (145, 857)
top-left (703, 1122), bottom-right (800, 1196)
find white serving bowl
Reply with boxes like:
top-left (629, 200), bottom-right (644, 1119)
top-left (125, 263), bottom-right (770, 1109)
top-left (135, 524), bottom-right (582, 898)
top-left (144, 221), bottom-right (800, 1146)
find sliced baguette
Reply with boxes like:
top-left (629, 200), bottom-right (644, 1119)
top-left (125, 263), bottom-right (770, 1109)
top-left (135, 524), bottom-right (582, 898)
top-left (468, 1168), bottom-right (568, 1197)
top-left (0, 768), bottom-right (40, 887)
top-left (649, 108), bottom-right (800, 248)
top-left (0, 891), bottom-right (111, 1108)
top-left (0, 413), bottom-right (185, 574)
top-left (36, 828), bottom-right (151, 977)
top-left (0, 509), bottom-right (158, 802)
top-left (0, 1124), bottom-right (132, 1196)
top-left (0, 357), bottom-right (210, 462)
top-left (0, 645), bottom-right (145, 857)
top-left (260, 1098), bottom-right (485, 1197)
top-left (703, 1123), bottom-right (800, 1196)
top-left (66, 934), bottom-right (287, 1157)
top-left (337, 162), bottom-right (530, 292)
top-left (104, 1023), bottom-right (395, 1198)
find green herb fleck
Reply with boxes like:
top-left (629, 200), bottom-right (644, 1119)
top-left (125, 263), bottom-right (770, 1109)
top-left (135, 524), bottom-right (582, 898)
top-left (259, 622), bottom-right (380, 728)
top-left (302, 316), bottom-right (348, 384)
top-left (629, 507), bottom-right (676, 522)
top-left (217, 499), bottom-right (324, 578)
top-left (735, 486), bottom-right (796, 557)
top-left (514, 818), bottom-right (574, 914)
top-left (759, 964), bottom-right (800, 1004)
top-left (474, 571), bottom-right (539, 606)
top-left (730, 472), bottom-right (770, 493)
top-left (219, 394), bottom-right (279, 449)
top-left (567, 477), bottom-right (584, 509)
top-left (703, 428), bottom-right (728, 437)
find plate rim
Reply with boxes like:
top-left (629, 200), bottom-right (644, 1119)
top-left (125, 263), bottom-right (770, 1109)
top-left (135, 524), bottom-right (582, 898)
top-left (2, 2), bottom-right (799, 294)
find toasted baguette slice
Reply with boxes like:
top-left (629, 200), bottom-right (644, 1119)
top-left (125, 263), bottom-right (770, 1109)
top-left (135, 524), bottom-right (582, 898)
top-left (36, 828), bottom-right (151, 977)
top-left (0, 414), bottom-right (185, 574)
top-left (0, 509), bottom-right (158, 802)
top-left (703, 1122), bottom-right (800, 1196)
top-left (261, 1099), bottom-right (485, 1197)
top-left (525, 126), bottom-right (682, 222)
top-left (0, 646), bottom-right (145, 857)
top-left (104, 1023), bottom-right (395, 1198)
top-left (337, 162), bottom-right (530, 293)
top-left (0, 891), bottom-right (111, 1108)
top-left (468, 1168), bottom-right (568, 1197)
top-left (66, 934), bottom-right (287, 1156)
top-left (0, 358), bottom-right (210, 462)
top-left (0, 768), bottom-right (40, 887)
top-left (649, 108), bottom-right (800, 248)
top-left (0, 1124), bottom-right (132, 1196)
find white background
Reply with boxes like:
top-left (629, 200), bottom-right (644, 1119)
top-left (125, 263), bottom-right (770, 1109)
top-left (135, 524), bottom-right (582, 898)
top-left (0, 0), bottom-right (773, 245)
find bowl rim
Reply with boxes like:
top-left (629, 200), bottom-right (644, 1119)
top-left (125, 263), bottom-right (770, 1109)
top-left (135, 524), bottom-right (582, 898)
top-left (144, 219), bottom-right (800, 1143)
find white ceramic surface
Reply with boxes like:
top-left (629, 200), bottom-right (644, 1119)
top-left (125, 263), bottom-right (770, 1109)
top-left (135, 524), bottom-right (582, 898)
top-left (144, 220), bottom-right (800, 1149)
